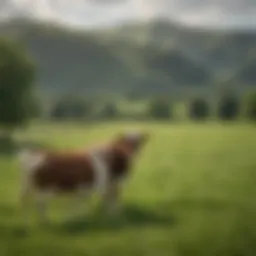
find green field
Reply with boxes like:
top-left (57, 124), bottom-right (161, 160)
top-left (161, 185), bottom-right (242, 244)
top-left (0, 122), bottom-right (256, 256)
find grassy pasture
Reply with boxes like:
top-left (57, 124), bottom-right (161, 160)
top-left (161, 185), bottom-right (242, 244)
top-left (0, 122), bottom-right (256, 256)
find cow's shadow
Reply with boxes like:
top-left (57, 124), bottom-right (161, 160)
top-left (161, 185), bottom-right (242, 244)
top-left (53, 204), bottom-right (177, 234)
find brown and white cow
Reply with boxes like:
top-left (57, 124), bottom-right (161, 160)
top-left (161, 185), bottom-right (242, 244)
top-left (18, 130), bottom-right (149, 224)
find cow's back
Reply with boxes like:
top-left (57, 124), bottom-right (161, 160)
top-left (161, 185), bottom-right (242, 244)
top-left (33, 153), bottom-right (95, 192)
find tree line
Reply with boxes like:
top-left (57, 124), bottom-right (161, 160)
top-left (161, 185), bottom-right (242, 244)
top-left (0, 37), bottom-right (256, 140)
top-left (48, 93), bottom-right (256, 122)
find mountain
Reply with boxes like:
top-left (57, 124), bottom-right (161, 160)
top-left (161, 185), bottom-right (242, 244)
top-left (107, 19), bottom-right (256, 76)
top-left (0, 18), bottom-right (255, 97)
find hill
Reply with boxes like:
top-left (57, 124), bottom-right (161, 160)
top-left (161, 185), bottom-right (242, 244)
top-left (0, 18), bottom-right (255, 97)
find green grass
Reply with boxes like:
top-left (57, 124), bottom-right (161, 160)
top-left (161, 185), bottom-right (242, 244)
top-left (0, 122), bottom-right (256, 256)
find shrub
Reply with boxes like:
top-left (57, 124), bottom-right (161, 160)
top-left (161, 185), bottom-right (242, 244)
top-left (50, 97), bottom-right (92, 120)
top-left (244, 92), bottom-right (256, 121)
top-left (148, 98), bottom-right (171, 120)
top-left (217, 95), bottom-right (240, 120)
top-left (189, 98), bottom-right (210, 120)
top-left (99, 102), bottom-right (119, 119)
top-left (50, 101), bottom-right (67, 120)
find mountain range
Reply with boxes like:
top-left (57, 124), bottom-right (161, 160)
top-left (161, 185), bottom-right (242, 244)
top-left (0, 18), bottom-right (255, 98)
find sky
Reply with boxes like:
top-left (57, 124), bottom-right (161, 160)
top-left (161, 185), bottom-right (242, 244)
top-left (0, 0), bottom-right (256, 29)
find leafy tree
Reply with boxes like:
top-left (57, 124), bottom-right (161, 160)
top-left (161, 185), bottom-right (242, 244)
top-left (148, 98), bottom-right (172, 120)
top-left (27, 93), bottom-right (42, 119)
top-left (244, 92), bottom-right (256, 121)
top-left (99, 102), bottom-right (119, 119)
top-left (0, 37), bottom-right (36, 135)
top-left (217, 95), bottom-right (240, 120)
top-left (189, 98), bottom-right (210, 120)
top-left (50, 100), bottom-right (69, 120)
top-left (50, 96), bottom-right (92, 120)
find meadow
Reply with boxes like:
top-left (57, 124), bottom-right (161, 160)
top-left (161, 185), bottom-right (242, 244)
top-left (0, 122), bottom-right (255, 256)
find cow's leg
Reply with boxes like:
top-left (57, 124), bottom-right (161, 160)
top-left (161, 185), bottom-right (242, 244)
top-left (19, 149), bottom-right (47, 226)
top-left (89, 148), bottom-right (111, 215)
top-left (66, 187), bottom-right (91, 221)
top-left (20, 181), bottom-right (34, 227)
top-left (102, 181), bottom-right (122, 216)
top-left (35, 190), bottom-right (53, 225)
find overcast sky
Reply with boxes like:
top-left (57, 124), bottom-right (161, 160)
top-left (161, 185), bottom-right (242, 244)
top-left (0, 0), bottom-right (256, 29)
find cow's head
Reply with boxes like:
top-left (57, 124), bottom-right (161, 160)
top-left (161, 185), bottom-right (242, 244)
top-left (113, 130), bottom-right (149, 157)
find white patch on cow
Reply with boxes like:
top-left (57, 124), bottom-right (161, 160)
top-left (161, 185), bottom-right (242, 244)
top-left (18, 149), bottom-right (46, 173)
top-left (125, 130), bottom-right (141, 141)
top-left (18, 149), bottom-right (47, 215)
top-left (89, 149), bottom-right (109, 195)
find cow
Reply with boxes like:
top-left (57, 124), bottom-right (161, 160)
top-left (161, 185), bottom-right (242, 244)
top-left (18, 130), bottom-right (149, 224)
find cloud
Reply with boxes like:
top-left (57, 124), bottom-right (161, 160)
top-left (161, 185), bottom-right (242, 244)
top-left (0, 0), bottom-right (256, 29)
top-left (144, 0), bottom-right (256, 27)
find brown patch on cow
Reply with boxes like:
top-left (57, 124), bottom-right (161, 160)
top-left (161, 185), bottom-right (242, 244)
top-left (33, 152), bottom-right (95, 192)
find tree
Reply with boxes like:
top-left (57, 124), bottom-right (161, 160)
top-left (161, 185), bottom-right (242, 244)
top-left (217, 95), bottom-right (240, 120)
top-left (0, 37), bottom-right (36, 134)
top-left (244, 92), bottom-right (256, 121)
top-left (99, 102), bottom-right (119, 119)
top-left (50, 96), bottom-right (92, 120)
top-left (50, 100), bottom-right (68, 120)
top-left (147, 98), bottom-right (172, 120)
top-left (189, 98), bottom-right (210, 120)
